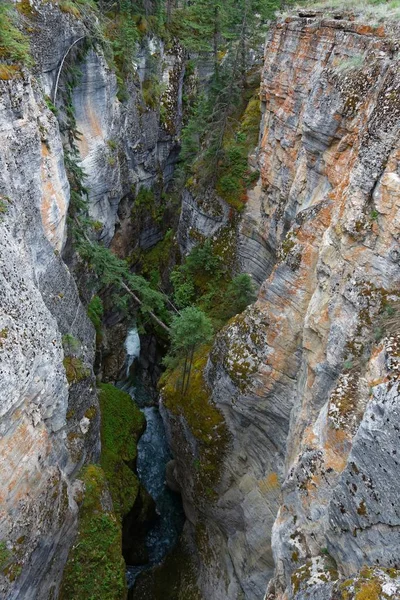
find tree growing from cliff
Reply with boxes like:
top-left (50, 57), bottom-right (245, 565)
top-left (169, 306), bottom-right (213, 396)
top-left (227, 273), bottom-right (257, 315)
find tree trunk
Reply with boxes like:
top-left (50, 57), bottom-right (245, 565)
top-left (183, 345), bottom-right (195, 397)
top-left (181, 354), bottom-right (188, 397)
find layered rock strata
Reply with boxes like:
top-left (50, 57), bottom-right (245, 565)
top-left (0, 1), bottom-right (186, 597)
top-left (164, 11), bottom-right (400, 600)
top-left (0, 74), bottom-right (98, 599)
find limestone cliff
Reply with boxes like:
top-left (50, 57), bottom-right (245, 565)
top-left (0, 1), bottom-right (185, 597)
top-left (164, 8), bottom-right (400, 600)
top-left (2, 2), bottom-right (400, 599)
top-left (0, 69), bottom-right (98, 600)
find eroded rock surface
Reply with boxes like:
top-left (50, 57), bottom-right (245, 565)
top-left (0, 74), bottom-right (98, 599)
top-left (164, 12), bottom-right (400, 600)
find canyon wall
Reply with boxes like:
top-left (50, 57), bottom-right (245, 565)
top-left (0, 1), bottom-right (185, 597)
top-left (0, 64), bottom-right (98, 600)
top-left (164, 9), bottom-right (400, 600)
top-left (2, 2), bottom-right (400, 599)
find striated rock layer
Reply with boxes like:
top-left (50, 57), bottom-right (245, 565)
top-left (164, 11), bottom-right (400, 600)
top-left (0, 1), bottom-right (186, 597)
top-left (0, 74), bottom-right (98, 599)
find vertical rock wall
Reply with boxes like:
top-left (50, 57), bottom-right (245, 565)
top-left (0, 1), bottom-right (186, 597)
top-left (165, 10), bottom-right (400, 600)
top-left (0, 73), bottom-right (98, 599)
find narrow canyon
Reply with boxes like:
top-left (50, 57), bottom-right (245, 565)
top-left (0, 1), bottom-right (399, 599)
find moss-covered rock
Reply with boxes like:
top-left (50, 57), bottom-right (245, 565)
top-left (98, 383), bottom-right (146, 520)
top-left (160, 346), bottom-right (230, 498)
top-left (59, 465), bottom-right (127, 600)
top-left (339, 566), bottom-right (400, 600)
top-left (60, 384), bottom-right (148, 599)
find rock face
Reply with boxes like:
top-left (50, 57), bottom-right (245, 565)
top-left (0, 73), bottom-right (98, 599)
top-left (0, 1), bottom-right (186, 597)
top-left (164, 12), bottom-right (400, 600)
top-left (72, 39), bottom-right (185, 245)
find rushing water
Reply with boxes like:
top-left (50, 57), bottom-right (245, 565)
top-left (120, 328), bottom-right (185, 588)
top-left (125, 327), bottom-right (141, 377)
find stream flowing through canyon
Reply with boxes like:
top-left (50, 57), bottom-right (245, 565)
top-left (120, 329), bottom-right (185, 589)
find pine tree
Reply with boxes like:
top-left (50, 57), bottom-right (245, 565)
top-left (170, 306), bottom-right (213, 396)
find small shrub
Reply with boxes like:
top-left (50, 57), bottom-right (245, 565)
top-left (87, 295), bottom-right (103, 337)
top-left (58, 1), bottom-right (81, 18)
top-left (0, 541), bottom-right (11, 569)
top-left (106, 139), bottom-right (117, 151)
top-left (62, 333), bottom-right (81, 354)
top-left (0, 64), bottom-right (21, 80)
top-left (44, 95), bottom-right (58, 115)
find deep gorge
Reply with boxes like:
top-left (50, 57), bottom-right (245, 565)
top-left (1, 1), bottom-right (400, 599)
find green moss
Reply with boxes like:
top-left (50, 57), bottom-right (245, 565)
top-left (281, 230), bottom-right (297, 258)
top-left (98, 383), bottom-right (145, 520)
top-left (3, 562), bottom-right (22, 582)
top-left (0, 327), bottom-right (8, 347)
top-left (291, 555), bottom-right (338, 596)
top-left (87, 295), bottom-right (104, 341)
top-left (0, 541), bottom-right (11, 570)
top-left (215, 93), bottom-right (261, 211)
top-left (63, 356), bottom-right (90, 384)
top-left (160, 346), bottom-right (229, 498)
top-left (59, 465), bottom-right (126, 600)
top-left (85, 406), bottom-right (97, 420)
top-left (339, 566), bottom-right (400, 600)
top-left (211, 311), bottom-right (262, 393)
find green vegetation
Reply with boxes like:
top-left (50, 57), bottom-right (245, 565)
top-left (0, 542), bottom-right (11, 570)
top-left (0, 2), bottom-right (32, 69)
top-left (139, 228), bottom-right (176, 286)
top-left (61, 384), bottom-right (145, 599)
top-left (59, 464), bottom-right (126, 600)
top-left (161, 346), bottom-right (230, 497)
top-left (340, 566), bottom-right (400, 600)
top-left (131, 186), bottom-right (164, 224)
top-left (63, 355), bottom-right (90, 384)
top-left (300, 0), bottom-right (400, 21)
top-left (0, 199), bottom-right (8, 214)
top-left (44, 95), bottom-right (58, 115)
top-left (62, 333), bottom-right (91, 384)
top-left (211, 93), bottom-right (261, 210)
top-left (169, 239), bottom-right (256, 328)
top-left (168, 306), bottom-right (214, 396)
top-left (87, 295), bottom-right (104, 340)
top-left (98, 383), bottom-right (145, 519)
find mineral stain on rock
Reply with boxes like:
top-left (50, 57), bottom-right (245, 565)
top-left (1, 1), bottom-right (400, 600)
